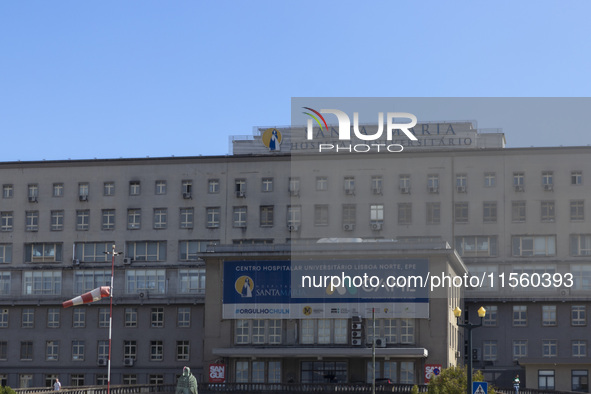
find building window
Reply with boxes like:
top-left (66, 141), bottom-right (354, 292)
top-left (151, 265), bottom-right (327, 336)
top-left (104, 182), bottom-right (115, 196)
top-left (25, 243), bottom-right (63, 264)
top-left (203, 207), bottom-right (219, 228)
top-left (179, 269), bottom-right (205, 294)
top-left (122, 375), bottom-right (137, 385)
top-left (314, 205), bottom-right (329, 226)
top-left (127, 209), bottom-right (141, 230)
top-left (0, 342), bottom-right (7, 359)
top-left (73, 270), bottom-right (109, 293)
top-left (73, 308), bottom-right (85, 328)
top-left (572, 370), bottom-right (589, 392)
top-left (370, 204), bottom-right (384, 225)
top-left (483, 202), bottom-right (497, 223)
top-left (371, 176), bottom-right (383, 194)
top-left (513, 340), bottom-right (528, 359)
top-left (343, 204), bottom-right (356, 227)
top-left (513, 172), bottom-right (525, 191)
top-left (2, 184), bottom-right (13, 199)
top-left (0, 244), bottom-right (12, 263)
top-left (235, 320), bottom-right (250, 344)
top-left (47, 308), bottom-right (60, 328)
top-left (28, 184), bottom-right (39, 201)
top-left (98, 340), bottom-right (108, 361)
top-left (152, 208), bottom-right (167, 229)
top-left (179, 208), bottom-right (193, 229)
top-left (124, 340), bottom-right (137, 360)
top-left (125, 308), bottom-right (138, 328)
top-left (512, 201), bottom-right (526, 222)
top-left (76, 210), bottom-right (90, 231)
top-left (0, 212), bottom-right (13, 232)
top-left (454, 202), bottom-right (468, 223)
top-left (427, 175), bottom-right (439, 193)
top-left (235, 320), bottom-right (282, 345)
top-left (513, 305), bottom-right (527, 327)
top-left (46, 341), bottom-right (59, 361)
top-left (572, 305), bottom-right (586, 326)
top-left (570, 234), bottom-right (591, 256)
top-left (50, 210), bottom-right (64, 231)
top-left (400, 319), bottom-right (415, 344)
top-left (571, 200), bottom-right (585, 221)
top-left (72, 340), bottom-right (85, 361)
top-left (260, 206), bottom-right (274, 227)
top-left (179, 240), bottom-right (218, 261)
top-left (424, 202), bottom-right (440, 225)
top-left (53, 183), bottom-right (64, 197)
top-left (235, 179), bottom-right (246, 197)
top-left (98, 308), bottom-right (109, 328)
top-left (176, 340), bottom-right (190, 361)
top-left (316, 177), bottom-right (328, 191)
top-left (542, 305), bottom-right (557, 326)
top-left (25, 211), bottom-right (39, 231)
top-left (541, 201), bottom-right (555, 222)
top-left (261, 178), bottom-right (273, 192)
top-left (572, 264), bottom-right (591, 289)
top-left (483, 306), bottom-right (498, 326)
top-left (484, 172), bottom-right (496, 187)
top-left (572, 340), bottom-right (587, 357)
top-left (125, 269), bottom-right (166, 294)
top-left (23, 271), bottom-right (61, 295)
top-left (398, 203), bottom-right (412, 225)
top-left (301, 361), bottom-right (346, 384)
top-left (129, 181), bottom-right (141, 196)
top-left (456, 174), bottom-right (467, 192)
top-left (178, 307), bottom-right (191, 328)
top-left (208, 179), bottom-right (220, 194)
top-left (289, 177), bottom-right (301, 196)
top-left (542, 340), bottom-right (557, 357)
top-left (399, 175), bottom-right (411, 193)
top-left (150, 341), bottom-right (163, 361)
top-left (20, 341), bottom-right (33, 360)
top-left (572, 170), bottom-right (583, 185)
top-left (512, 235), bottom-right (556, 256)
top-left (233, 206), bottom-right (247, 228)
top-left (483, 340), bottom-right (497, 361)
top-left (542, 171), bottom-right (553, 190)
top-left (0, 274), bottom-right (11, 297)
top-left (151, 307), bottom-right (164, 328)
top-left (22, 308), bottom-right (34, 328)
top-left (71, 374), bottom-right (85, 386)
top-left (102, 209), bottom-right (115, 230)
top-left (344, 176), bottom-right (355, 194)
top-left (78, 183), bottom-right (89, 199)
top-left (155, 180), bottom-right (167, 195)
top-left (299, 319), bottom-right (347, 345)
top-left (287, 205), bottom-right (301, 227)
top-left (400, 362), bottom-right (415, 384)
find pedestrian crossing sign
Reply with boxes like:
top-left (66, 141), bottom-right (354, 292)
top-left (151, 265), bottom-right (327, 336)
top-left (473, 382), bottom-right (488, 394)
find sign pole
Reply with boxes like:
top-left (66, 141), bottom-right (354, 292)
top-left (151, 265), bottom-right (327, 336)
top-left (372, 307), bottom-right (375, 394)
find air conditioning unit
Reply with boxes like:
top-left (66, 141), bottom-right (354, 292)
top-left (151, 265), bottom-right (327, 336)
top-left (98, 358), bottom-right (108, 367)
top-left (371, 223), bottom-right (383, 231)
top-left (352, 316), bottom-right (362, 323)
top-left (79, 195), bottom-right (88, 201)
top-left (72, 259), bottom-right (80, 266)
top-left (560, 288), bottom-right (570, 296)
top-left (236, 223), bottom-right (247, 229)
top-left (123, 258), bottom-right (133, 265)
top-left (544, 184), bottom-right (554, 191)
top-left (124, 358), bottom-right (134, 367)
top-left (374, 338), bottom-right (387, 348)
top-left (343, 223), bottom-right (355, 231)
top-left (236, 191), bottom-right (246, 198)
top-left (351, 331), bottom-right (362, 338)
top-left (28, 196), bottom-right (38, 203)
top-left (372, 187), bottom-right (382, 195)
top-left (429, 187), bottom-right (439, 194)
top-left (456, 186), bottom-right (466, 193)
top-left (514, 185), bottom-right (525, 192)
top-left (345, 188), bottom-right (355, 195)
top-left (351, 339), bottom-right (362, 346)
top-left (182, 192), bottom-right (192, 199)
top-left (400, 187), bottom-right (410, 194)
top-left (351, 323), bottom-right (362, 330)
top-left (288, 224), bottom-right (300, 232)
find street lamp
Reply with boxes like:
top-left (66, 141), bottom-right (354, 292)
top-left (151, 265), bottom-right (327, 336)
top-left (454, 306), bottom-right (486, 394)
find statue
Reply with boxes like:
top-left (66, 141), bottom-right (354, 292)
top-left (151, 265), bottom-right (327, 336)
top-left (176, 366), bottom-right (198, 394)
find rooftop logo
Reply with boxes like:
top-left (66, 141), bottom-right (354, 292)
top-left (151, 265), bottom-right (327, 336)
top-left (303, 108), bottom-right (417, 153)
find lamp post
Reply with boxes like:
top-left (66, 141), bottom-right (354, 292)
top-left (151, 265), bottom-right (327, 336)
top-left (454, 306), bottom-right (486, 394)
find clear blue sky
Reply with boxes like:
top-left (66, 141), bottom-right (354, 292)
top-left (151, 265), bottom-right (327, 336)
top-left (1, 1), bottom-right (590, 161)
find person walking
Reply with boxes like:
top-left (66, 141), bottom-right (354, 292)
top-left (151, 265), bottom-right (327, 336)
top-left (53, 378), bottom-right (61, 391)
top-left (513, 374), bottom-right (520, 394)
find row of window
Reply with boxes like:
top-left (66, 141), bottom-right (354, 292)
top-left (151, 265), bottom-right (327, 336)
top-left (482, 305), bottom-right (588, 327)
top-left (3, 169), bottom-right (584, 203)
top-left (9, 374), bottom-right (165, 389)
top-left (234, 319), bottom-right (416, 345)
top-left (482, 338), bottom-right (590, 360)
top-left (0, 306), bottom-right (193, 329)
top-left (0, 269), bottom-right (205, 296)
top-left (536, 369), bottom-right (588, 391)
top-left (0, 339), bottom-right (191, 362)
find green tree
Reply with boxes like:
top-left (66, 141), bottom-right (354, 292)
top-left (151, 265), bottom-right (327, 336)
top-left (427, 366), bottom-right (496, 394)
top-left (0, 386), bottom-right (16, 394)
top-left (411, 385), bottom-right (420, 394)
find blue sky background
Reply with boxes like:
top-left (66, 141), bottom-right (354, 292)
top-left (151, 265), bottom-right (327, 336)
top-left (1, 1), bottom-right (590, 161)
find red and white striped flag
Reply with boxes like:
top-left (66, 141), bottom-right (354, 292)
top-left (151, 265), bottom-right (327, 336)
top-left (63, 286), bottom-right (110, 308)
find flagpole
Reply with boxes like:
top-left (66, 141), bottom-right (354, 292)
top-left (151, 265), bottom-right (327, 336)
top-left (106, 245), bottom-right (121, 394)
